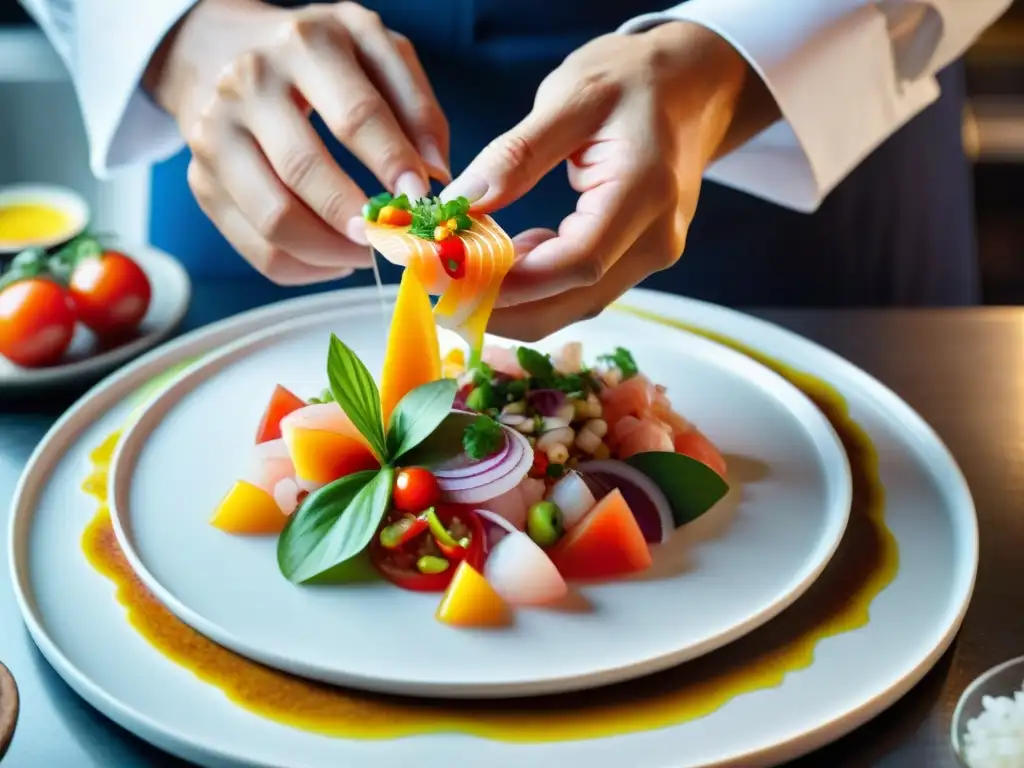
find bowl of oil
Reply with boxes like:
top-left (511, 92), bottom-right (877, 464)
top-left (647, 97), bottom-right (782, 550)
top-left (0, 184), bottom-right (90, 258)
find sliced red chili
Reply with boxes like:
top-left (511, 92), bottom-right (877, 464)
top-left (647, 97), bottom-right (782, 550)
top-left (436, 237), bottom-right (466, 279)
top-left (370, 505), bottom-right (485, 592)
top-left (529, 449), bottom-right (549, 479)
top-left (379, 514), bottom-right (429, 550)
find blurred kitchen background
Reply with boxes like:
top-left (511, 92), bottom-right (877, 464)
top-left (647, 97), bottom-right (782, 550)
top-left (2, 3), bottom-right (1023, 303)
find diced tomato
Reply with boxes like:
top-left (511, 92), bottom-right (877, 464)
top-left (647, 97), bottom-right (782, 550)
top-left (255, 385), bottom-right (307, 444)
top-left (436, 562), bottom-right (512, 628)
top-left (370, 505), bottom-right (486, 592)
top-left (529, 450), bottom-right (549, 479)
top-left (377, 206), bottom-right (412, 226)
top-left (548, 489), bottom-right (652, 580)
top-left (435, 237), bottom-right (466, 279)
top-left (673, 428), bottom-right (728, 479)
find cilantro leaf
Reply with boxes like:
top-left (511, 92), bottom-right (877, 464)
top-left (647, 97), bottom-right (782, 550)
top-left (598, 347), bottom-right (639, 380)
top-left (515, 347), bottom-right (554, 381)
top-left (462, 415), bottom-right (504, 459)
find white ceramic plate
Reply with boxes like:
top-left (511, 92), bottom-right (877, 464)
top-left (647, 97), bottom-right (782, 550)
top-left (105, 306), bottom-right (851, 698)
top-left (0, 242), bottom-right (191, 390)
top-left (7, 287), bottom-right (978, 767)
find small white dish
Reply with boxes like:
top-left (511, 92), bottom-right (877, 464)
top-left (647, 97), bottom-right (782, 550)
top-left (951, 655), bottom-right (1024, 768)
top-left (0, 242), bottom-right (192, 391)
top-left (107, 305), bottom-right (852, 698)
top-left (0, 184), bottom-right (90, 255)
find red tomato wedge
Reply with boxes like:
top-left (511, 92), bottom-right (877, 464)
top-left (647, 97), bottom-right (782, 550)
top-left (548, 489), bottom-right (653, 580)
top-left (673, 428), bottom-right (728, 479)
top-left (365, 214), bottom-right (514, 354)
top-left (255, 385), bottom-right (307, 444)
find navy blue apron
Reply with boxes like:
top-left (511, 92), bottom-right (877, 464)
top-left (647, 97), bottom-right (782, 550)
top-left (150, 0), bottom-right (979, 307)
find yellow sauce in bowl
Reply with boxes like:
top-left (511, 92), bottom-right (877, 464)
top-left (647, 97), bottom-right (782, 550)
top-left (0, 203), bottom-right (72, 244)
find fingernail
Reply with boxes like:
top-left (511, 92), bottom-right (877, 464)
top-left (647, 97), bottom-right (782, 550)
top-left (441, 173), bottom-right (488, 204)
top-left (346, 217), bottom-right (369, 246)
top-left (420, 139), bottom-right (451, 182)
top-left (395, 171), bottom-right (430, 200)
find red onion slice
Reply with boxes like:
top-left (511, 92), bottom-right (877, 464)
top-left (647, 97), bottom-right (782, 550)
top-left (578, 459), bottom-right (674, 544)
top-left (437, 427), bottom-right (533, 505)
top-left (432, 432), bottom-right (510, 478)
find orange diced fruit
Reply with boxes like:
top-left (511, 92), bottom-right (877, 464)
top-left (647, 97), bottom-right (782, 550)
top-left (378, 206), bottom-right (412, 226)
top-left (210, 480), bottom-right (287, 535)
top-left (548, 489), bottom-right (653, 580)
top-left (379, 268), bottom-right (443, 424)
top-left (436, 562), bottom-right (513, 628)
top-left (285, 426), bottom-right (378, 484)
top-left (255, 384), bottom-right (306, 444)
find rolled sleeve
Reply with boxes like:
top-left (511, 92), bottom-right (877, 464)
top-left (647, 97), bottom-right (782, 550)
top-left (620, 0), bottom-right (1011, 212)
top-left (75, 0), bottom-right (198, 177)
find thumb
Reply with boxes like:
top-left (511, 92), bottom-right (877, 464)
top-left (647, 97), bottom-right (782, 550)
top-left (441, 91), bottom-right (605, 212)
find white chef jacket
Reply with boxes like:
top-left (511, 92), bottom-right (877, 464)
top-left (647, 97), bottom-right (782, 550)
top-left (16, 0), bottom-right (1012, 212)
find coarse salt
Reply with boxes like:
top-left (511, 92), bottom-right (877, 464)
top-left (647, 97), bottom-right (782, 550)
top-left (962, 683), bottom-right (1024, 768)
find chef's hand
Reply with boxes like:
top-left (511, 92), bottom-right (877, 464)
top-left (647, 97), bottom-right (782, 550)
top-left (145, 0), bottom-right (449, 284)
top-left (443, 22), bottom-right (764, 340)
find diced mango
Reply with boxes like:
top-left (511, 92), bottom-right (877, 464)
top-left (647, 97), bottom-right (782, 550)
top-left (284, 427), bottom-right (378, 484)
top-left (210, 480), bottom-right (287, 535)
top-left (441, 348), bottom-right (465, 379)
top-left (380, 268), bottom-right (442, 425)
top-left (436, 562), bottom-right (512, 628)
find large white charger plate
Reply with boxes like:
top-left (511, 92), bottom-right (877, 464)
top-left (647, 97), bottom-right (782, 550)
top-left (105, 306), bottom-right (851, 698)
top-left (0, 242), bottom-right (191, 391)
top-left (7, 287), bottom-right (978, 768)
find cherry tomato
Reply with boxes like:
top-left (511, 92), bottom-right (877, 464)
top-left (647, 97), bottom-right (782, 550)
top-left (377, 206), bottom-right (412, 226)
top-left (0, 277), bottom-right (76, 368)
top-left (392, 467), bottom-right (441, 513)
top-left (370, 505), bottom-right (486, 592)
top-left (529, 449), bottom-right (549, 479)
top-left (68, 251), bottom-right (151, 336)
top-left (435, 238), bottom-right (466, 279)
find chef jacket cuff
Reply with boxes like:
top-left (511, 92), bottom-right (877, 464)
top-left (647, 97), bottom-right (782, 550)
top-left (619, 0), bottom-right (940, 212)
top-left (77, 0), bottom-right (197, 179)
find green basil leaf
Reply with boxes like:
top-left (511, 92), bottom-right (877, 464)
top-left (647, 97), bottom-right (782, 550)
top-left (327, 334), bottom-right (387, 460)
top-left (386, 378), bottom-right (458, 461)
top-left (516, 346), bottom-right (554, 381)
top-left (277, 468), bottom-right (393, 584)
top-left (625, 452), bottom-right (729, 526)
top-left (398, 410), bottom-right (479, 468)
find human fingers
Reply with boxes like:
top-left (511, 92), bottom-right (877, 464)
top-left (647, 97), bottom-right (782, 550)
top-left (215, 48), bottom-right (371, 238)
top-left (494, 172), bottom-right (658, 308)
top-left (441, 70), bottom-right (617, 210)
top-left (385, 30), bottom-right (450, 180)
top-left (488, 221), bottom-right (682, 342)
top-left (188, 110), bottom-right (371, 269)
top-left (279, 11), bottom-right (431, 197)
top-left (188, 159), bottom-right (356, 286)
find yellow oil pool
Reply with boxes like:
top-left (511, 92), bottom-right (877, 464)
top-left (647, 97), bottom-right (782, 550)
top-left (0, 203), bottom-right (72, 244)
top-left (80, 308), bottom-right (897, 741)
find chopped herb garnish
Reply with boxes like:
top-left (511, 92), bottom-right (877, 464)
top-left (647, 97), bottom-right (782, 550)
top-left (469, 362), bottom-right (493, 387)
top-left (598, 347), bottom-right (639, 380)
top-left (465, 381), bottom-right (493, 412)
top-left (546, 463), bottom-right (566, 479)
top-left (462, 414), bottom-right (504, 459)
top-left (516, 347), bottom-right (554, 381)
top-left (408, 195), bottom-right (473, 241)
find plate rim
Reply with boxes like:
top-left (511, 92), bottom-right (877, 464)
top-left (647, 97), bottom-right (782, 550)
top-left (104, 303), bottom-right (853, 698)
top-left (0, 241), bottom-right (192, 388)
top-left (6, 286), bottom-right (980, 767)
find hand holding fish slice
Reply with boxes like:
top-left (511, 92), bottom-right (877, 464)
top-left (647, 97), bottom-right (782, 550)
top-left (363, 193), bottom-right (515, 362)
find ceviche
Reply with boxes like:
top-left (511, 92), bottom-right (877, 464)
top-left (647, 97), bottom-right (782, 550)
top-left (209, 198), bottom-right (730, 630)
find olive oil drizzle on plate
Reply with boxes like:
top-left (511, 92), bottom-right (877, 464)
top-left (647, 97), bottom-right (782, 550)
top-left (79, 307), bottom-right (897, 742)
